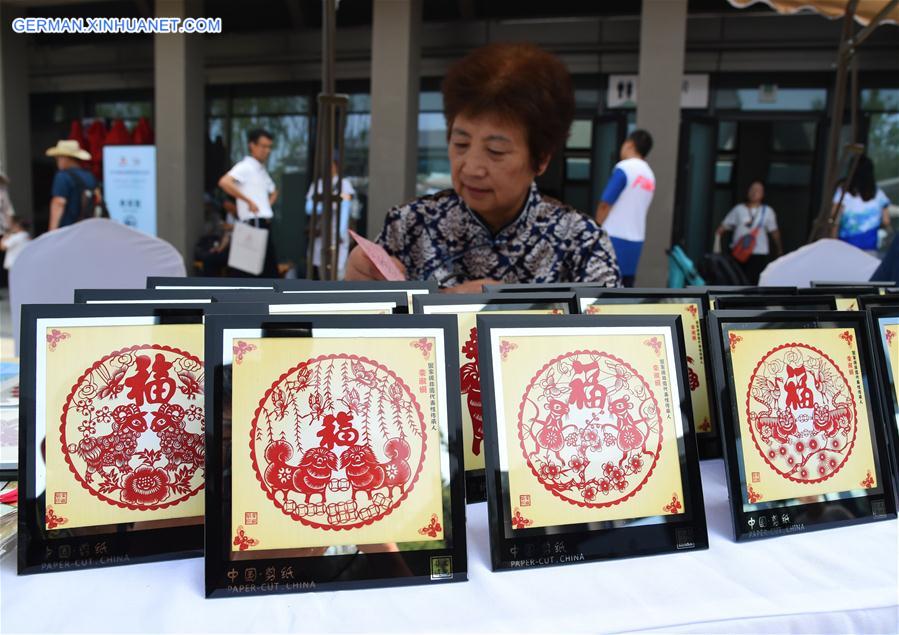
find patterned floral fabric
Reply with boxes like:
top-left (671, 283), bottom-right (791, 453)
top-left (376, 183), bottom-right (621, 288)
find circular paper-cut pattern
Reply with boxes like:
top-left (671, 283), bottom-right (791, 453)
top-left (250, 354), bottom-right (427, 530)
top-left (745, 343), bottom-right (857, 483)
top-left (61, 344), bottom-right (206, 510)
top-left (517, 350), bottom-right (663, 508)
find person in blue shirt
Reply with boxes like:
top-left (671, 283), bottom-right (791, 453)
top-left (46, 139), bottom-right (96, 231)
top-left (831, 155), bottom-right (892, 253)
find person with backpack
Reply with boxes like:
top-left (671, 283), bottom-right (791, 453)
top-left (716, 180), bottom-right (783, 284)
top-left (45, 139), bottom-right (98, 231)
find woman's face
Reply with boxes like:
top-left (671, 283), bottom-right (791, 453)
top-left (448, 112), bottom-right (548, 226)
top-left (748, 182), bottom-right (764, 205)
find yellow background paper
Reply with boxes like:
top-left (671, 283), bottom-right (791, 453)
top-left (231, 336), bottom-right (446, 552)
top-left (44, 323), bottom-right (204, 530)
top-left (729, 327), bottom-right (878, 503)
top-left (584, 302), bottom-right (713, 435)
top-left (495, 331), bottom-right (685, 529)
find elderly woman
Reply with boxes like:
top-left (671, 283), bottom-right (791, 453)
top-left (345, 43), bottom-right (620, 291)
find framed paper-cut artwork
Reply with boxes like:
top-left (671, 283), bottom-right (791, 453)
top-left (205, 314), bottom-right (466, 597)
top-left (858, 294), bottom-right (899, 311)
top-left (714, 295), bottom-right (837, 311)
top-left (799, 286), bottom-right (874, 311)
top-left (478, 314), bottom-right (707, 571)
top-left (147, 276), bottom-right (278, 290)
top-left (75, 289), bottom-right (217, 304)
top-left (868, 307), bottom-right (899, 490)
top-left (18, 304), bottom-right (207, 574)
top-left (708, 310), bottom-right (896, 541)
top-left (211, 290), bottom-right (410, 315)
top-left (483, 282), bottom-right (613, 294)
top-left (575, 289), bottom-right (719, 459)
top-left (690, 286), bottom-right (797, 311)
top-left (413, 293), bottom-right (577, 502)
top-left (274, 280), bottom-right (437, 310)
top-left (812, 281), bottom-right (895, 291)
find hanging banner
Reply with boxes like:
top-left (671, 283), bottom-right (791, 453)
top-left (103, 145), bottom-right (157, 236)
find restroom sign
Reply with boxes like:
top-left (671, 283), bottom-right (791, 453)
top-left (607, 74), bottom-right (709, 109)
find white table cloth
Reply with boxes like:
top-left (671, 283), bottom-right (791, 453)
top-left (2, 460), bottom-right (897, 633)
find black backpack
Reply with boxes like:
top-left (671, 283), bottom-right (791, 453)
top-left (700, 253), bottom-right (750, 286)
top-left (67, 170), bottom-right (109, 222)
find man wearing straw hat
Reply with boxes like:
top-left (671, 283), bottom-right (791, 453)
top-left (45, 139), bottom-right (95, 231)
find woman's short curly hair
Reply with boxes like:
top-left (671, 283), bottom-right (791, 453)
top-left (441, 43), bottom-right (575, 172)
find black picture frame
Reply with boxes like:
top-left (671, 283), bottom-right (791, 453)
top-left (690, 286), bottom-right (798, 311)
top-left (706, 310), bottom-right (897, 541)
top-left (211, 290), bottom-right (411, 314)
top-left (204, 314), bottom-right (467, 597)
top-left (74, 289), bottom-right (219, 304)
top-left (811, 281), bottom-right (896, 289)
top-left (18, 304), bottom-right (208, 575)
top-left (147, 276), bottom-right (279, 290)
top-left (798, 286), bottom-right (872, 311)
top-left (714, 295), bottom-right (838, 311)
top-left (858, 294), bottom-right (899, 311)
top-left (482, 282), bottom-right (611, 294)
top-left (477, 314), bottom-right (708, 571)
top-left (574, 288), bottom-right (721, 459)
top-left (412, 293), bottom-right (578, 503)
top-left (867, 306), bottom-right (899, 496)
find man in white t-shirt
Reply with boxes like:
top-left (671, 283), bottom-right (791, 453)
top-left (595, 130), bottom-right (655, 287)
top-left (217, 128), bottom-right (278, 277)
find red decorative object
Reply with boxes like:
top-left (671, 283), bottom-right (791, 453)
top-left (85, 120), bottom-right (107, 180)
top-left (747, 485), bottom-right (762, 503)
top-left (131, 117), bottom-right (154, 145)
top-left (67, 120), bottom-right (88, 153)
top-left (104, 119), bottom-right (132, 146)
top-left (511, 507), bottom-right (532, 529)
top-left (460, 327), bottom-right (484, 456)
top-left (663, 493), bottom-right (682, 514)
top-left (499, 339), bottom-right (518, 361)
top-left (697, 417), bottom-right (711, 433)
top-left (47, 329), bottom-right (71, 351)
top-left (686, 305), bottom-right (698, 318)
top-left (251, 354), bottom-right (427, 530)
top-left (585, 305), bottom-right (601, 315)
top-left (729, 332), bottom-right (743, 352)
top-left (418, 513), bottom-right (443, 537)
top-left (745, 343), bottom-right (856, 484)
top-left (46, 507), bottom-right (68, 529)
top-left (643, 337), bottom-right (663, 356)
top-left (840, 330), bottom-right (854, 347)
top-left (410, 337), bottom-right (432, 358)
top-left (233, 526), bottom-right (259, 551)
top-left (686, 356), bottom-right (700, 392)
top-left (885, 329), bottom-right (895, 347)
top-left (60, 345), bottom-right (205, 511)
top-left (861, 470), bottom-right (875, 489)
top-left (517, 350), bottom-right (663, 508)
top-left (233, 341), bottom-right (256, 365)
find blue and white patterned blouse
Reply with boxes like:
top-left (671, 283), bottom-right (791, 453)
top-left (375, 183), bottom-right (621, 288)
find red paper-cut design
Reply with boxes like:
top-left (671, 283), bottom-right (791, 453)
top-left (585, 305), bottom-right (601, 315)
top-left (511, 507), bottom-right (532, 529)
top-left (697, 417), bottom-right (711, 433)
top-left (410, 338), bottom-right (433, 358)
top-left (233, 341), bottom-right (256, 365)
top-left (46, 507), bottom-right (68, 529)
top-left (686, 356), bottom-right (700, 392)
top-left (663, 493), bottom-right (682, 514)
top-left (251, 354), bottom-right (428, 531)
top-left (59, 345), bottom-right (205, 512)
top-left (517, 350), bottom-right (663, 508)
top-left (747, 485), bottom-right (762, 503)
top-left (418, 513), bottom-right (443, 537)
top-left (861, 470), bottom-right (875, 489)
top-left (745, 343), bottom-right (857, 484)
top-left (729, 332), bottom-right (743, 352)
top-left (460, 327), bottom-right (484, 456)
top-left (686, 305), bottom-right (698, 319)
top-left (885, 328), bottom-right (895, 347)
top-left (47, 329), bottom-right (70, 351)
top-left (840, 330), bottom-right (854, 347)
top-left (499, 340), bottom-right (518, 361)
top-left (233, 526), bottom-right (259, 551)
top-left (550, 308), bottom-right (563, 315)
top-left (643, 337), bottom-right (663, 356)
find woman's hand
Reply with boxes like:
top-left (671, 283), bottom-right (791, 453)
top-left (344, 246), bottom-right (407, 281)
top-left (441, 278), bottom-right (501, 294)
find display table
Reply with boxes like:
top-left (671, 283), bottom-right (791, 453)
top-left (2, 460), bottom-right (896, 633)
